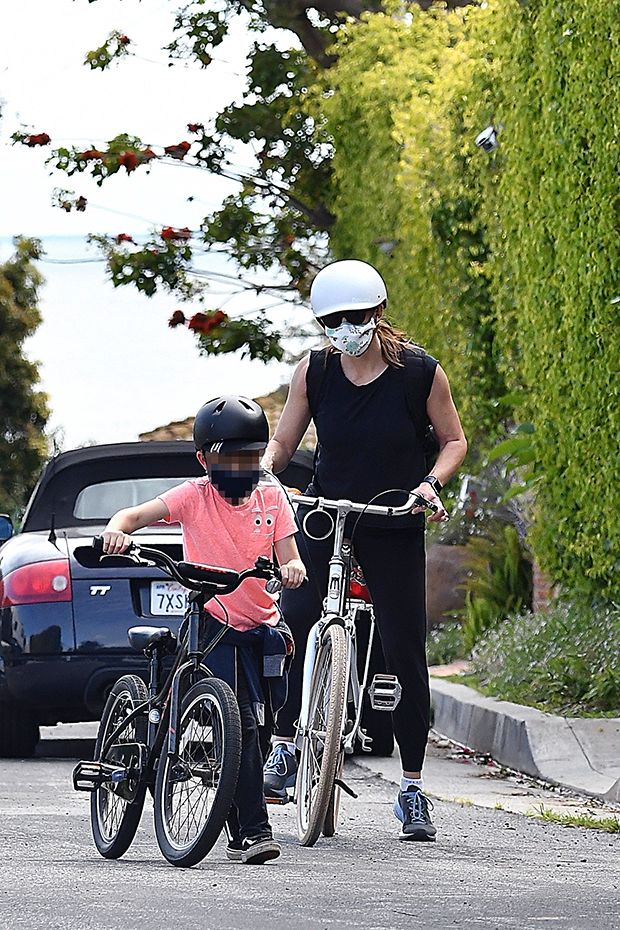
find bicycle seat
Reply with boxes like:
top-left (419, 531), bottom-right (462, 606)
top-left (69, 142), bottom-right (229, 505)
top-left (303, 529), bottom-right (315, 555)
top-left (128, 626), bottom-right (177, 652)
top-left (177, 561), bottom-right (240, 586)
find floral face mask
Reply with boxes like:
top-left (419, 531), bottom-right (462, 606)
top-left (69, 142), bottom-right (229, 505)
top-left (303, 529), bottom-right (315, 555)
top-left (324, 317), bottom-right (377, 357)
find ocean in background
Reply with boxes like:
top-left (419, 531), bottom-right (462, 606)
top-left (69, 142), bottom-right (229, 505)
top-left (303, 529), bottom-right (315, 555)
top-left (1, 235), bottom-right (313, 450)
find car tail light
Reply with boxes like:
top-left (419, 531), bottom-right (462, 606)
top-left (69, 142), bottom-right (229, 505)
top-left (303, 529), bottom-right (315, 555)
top-left (0, 560), bottom-right (72, 606)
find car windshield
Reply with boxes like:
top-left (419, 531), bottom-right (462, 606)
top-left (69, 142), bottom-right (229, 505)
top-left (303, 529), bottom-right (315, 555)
top-left (73, 477), bottom-right (192, 520)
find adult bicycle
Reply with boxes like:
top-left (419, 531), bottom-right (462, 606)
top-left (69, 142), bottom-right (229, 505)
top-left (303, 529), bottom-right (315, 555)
top-left (290, 489), bottom-right (438, 846)
top-left (72, 537), bottom-right (281, 867)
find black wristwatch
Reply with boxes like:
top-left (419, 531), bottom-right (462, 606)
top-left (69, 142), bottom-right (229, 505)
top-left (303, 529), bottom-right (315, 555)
top-left (421, 475), bottom-right (443, 496)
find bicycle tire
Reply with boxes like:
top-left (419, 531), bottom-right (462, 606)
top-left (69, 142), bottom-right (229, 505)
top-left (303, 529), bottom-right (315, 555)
top-left (154, 677), bottom-right (241, 867)
top-left (90, 674), bottom-right (148, 859)
top-left (296, 623), bottom-right (347, 846)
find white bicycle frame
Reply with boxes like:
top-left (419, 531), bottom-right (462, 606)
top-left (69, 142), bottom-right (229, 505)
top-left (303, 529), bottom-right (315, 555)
top-left (292, 490), bottom-right (425, 756)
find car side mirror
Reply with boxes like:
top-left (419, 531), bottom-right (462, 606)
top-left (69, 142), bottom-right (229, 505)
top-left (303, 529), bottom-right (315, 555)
top-left (0, 514), bottom-right (14, 542)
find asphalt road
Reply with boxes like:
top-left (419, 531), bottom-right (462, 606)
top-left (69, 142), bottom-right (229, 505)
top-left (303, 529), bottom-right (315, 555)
top-left (1, 744), bottom-right (619, 930)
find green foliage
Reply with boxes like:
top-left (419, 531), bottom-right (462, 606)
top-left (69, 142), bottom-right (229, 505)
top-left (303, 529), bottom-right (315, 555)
top-left (459, 524), bottom-right (532, 651)
top-left (482, 0), bottom-right (620, 599)
top-left (89, 234), bottom-right (205, 301)
top-left (49, 134), bottom-right (157, 186)
top-left (196, 310), bottom-right (283, 362)
top-left (471, 601), bottom-right (620, 717)
top-left (0, 238), bottom-right (49, 518)
top-left (84, 30), bottom-right (132, 70)
top-left (426, 621), bottom-right (465, 667)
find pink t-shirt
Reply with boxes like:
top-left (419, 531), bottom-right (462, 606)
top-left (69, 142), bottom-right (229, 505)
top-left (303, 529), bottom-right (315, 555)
top-left (158, 476), bottom-right (297, 631)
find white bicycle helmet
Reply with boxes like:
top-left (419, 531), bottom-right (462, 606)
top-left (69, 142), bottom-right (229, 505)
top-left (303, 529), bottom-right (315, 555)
top-left (310, 260), bottom-right (387, 319)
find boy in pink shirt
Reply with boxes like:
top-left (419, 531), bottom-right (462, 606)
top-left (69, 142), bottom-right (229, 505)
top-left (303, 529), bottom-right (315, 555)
top-left (102, 396), bottom-right (305, 864)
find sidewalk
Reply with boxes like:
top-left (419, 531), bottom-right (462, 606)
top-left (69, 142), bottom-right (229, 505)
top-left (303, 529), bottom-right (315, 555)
top-left (350, 676), bottom-right (620, 823)
top-left (428, 677), bottom-right (620, 803)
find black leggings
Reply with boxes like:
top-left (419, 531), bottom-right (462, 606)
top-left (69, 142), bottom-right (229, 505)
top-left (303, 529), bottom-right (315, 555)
top-left (276, 521), bottom-right (430, 773)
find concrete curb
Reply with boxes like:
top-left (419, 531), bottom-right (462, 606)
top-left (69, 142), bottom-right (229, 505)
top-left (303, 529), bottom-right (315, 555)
top-left (430, 678), bottom-right (620, 803)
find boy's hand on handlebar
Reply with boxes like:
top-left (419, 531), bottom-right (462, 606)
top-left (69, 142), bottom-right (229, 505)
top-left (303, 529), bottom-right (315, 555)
top-left (101, 530), bottom-right (133, 554)
top-left (411, 485), bottom-right (449, 524)
top-left (279, 558), bottom-right (307, 589)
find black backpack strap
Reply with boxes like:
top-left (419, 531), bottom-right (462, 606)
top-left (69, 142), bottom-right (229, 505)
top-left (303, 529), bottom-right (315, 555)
top-left (305, 348), bottom-right (330, 421)
top-left (402, 347), bottom-right (440, 468)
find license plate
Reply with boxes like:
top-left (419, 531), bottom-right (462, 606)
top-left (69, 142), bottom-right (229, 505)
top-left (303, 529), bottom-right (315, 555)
top-left (150, 581), bottom-right (188, 616)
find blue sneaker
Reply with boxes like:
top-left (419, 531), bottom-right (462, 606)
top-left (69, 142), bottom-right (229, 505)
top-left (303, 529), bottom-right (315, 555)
top-left (394, 788), bottom-right (436, 841)
top-left (264, 743), bottom-right (297, 801)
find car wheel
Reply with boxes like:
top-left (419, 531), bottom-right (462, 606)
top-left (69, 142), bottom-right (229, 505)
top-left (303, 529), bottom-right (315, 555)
top-left (0, 705), bottom-right (40, 758)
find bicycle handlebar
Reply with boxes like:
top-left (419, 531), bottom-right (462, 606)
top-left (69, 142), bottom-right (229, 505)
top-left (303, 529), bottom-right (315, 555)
top-left (87, 536), bottom-right (282, 596)
top-left (287, 488), bottom-right (440, 517)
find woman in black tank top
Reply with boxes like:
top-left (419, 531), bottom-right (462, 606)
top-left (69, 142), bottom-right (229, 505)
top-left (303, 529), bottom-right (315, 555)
top-left (262, 260), bottom-right (467, 842)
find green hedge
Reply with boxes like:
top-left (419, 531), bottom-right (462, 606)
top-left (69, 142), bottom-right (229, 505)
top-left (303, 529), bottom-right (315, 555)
top-left (317, 0), bottom-right (620, 600)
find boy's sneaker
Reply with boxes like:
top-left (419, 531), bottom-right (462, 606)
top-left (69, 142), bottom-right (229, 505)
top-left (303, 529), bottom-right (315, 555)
top-left (225, 837), bottom-right (244, 861)
top-left (393, 787), bottom-right (437, 841)
top-left (241, 835), bottom-right (281, 865)
top-left (263, 743), bottom-right (297, 801)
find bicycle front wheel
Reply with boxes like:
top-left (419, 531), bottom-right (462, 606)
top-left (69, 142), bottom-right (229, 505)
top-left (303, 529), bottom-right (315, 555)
top-left (90, 674), bottom-right (148, 859)
top-left (296, 622), bottom-right (348, 846)
top-left (154, 678), bottom-right (242, 867)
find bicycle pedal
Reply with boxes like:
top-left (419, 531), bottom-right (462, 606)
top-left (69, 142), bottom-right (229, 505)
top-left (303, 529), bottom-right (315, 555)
top-left (368, 674), bottom-right (402, 711)
top-left (265, 792), bottom-right (292, 805)
top-left (72, 760), bottom-right (124, 792)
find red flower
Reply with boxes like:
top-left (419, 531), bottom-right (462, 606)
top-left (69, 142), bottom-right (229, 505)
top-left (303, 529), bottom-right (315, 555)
top-left (168, 310), bottom-right (186, 328)
top-left (115, 233), bottom-right (134, 244)
top-left (137, 147), bottom-right (157, 164)
top-left (187, 310), bottom-right (227, 334)
top-left (161, 226), bottom-right (192, 242)
top-left (119, 151), bottom-right (138, 172)
top-left (187, 313), bottom-right (208, 333)
top-left (164, 141), bottom-right (191, 160)
top-left (210, 310), bottom-right (227, 327)
top-left (75, 196), bottom-right (87, 212)
top-left (80, 149), bottom-right (104, 161)
top-left (187, 123), bottom-right (204, 134)
top-left (118, 35), bottom-right (131, 45)
top-left (25, 133), bottom-right (51, 147)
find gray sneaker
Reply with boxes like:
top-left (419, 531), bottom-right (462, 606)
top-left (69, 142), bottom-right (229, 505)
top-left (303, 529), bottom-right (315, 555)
top-left (393, 788), bottom-right (436, 841)
top-left (264, 743), bottom-right (297, 801)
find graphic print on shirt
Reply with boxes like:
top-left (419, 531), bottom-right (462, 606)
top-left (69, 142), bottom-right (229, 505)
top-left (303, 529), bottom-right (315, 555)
top-left (252, 503), bottom-right (278, 537)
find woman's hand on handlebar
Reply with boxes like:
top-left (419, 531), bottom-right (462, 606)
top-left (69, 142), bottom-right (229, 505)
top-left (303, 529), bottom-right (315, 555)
top-left (279, 558), bottom-right (306, 589)
top-left (101, 530), bottom-right (134, 554)
top-left (411, 484), bottom-right (449, 523)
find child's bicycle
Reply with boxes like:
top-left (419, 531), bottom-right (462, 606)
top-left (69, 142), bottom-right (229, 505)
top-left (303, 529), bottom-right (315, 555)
top-left (289, 489), bottom-right (438, 846)
top-left (71, 537), bottom-right (282, 867)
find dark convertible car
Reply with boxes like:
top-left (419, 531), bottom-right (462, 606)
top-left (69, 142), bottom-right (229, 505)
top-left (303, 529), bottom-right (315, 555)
top-left (0, 441), bottom-right (315, 757)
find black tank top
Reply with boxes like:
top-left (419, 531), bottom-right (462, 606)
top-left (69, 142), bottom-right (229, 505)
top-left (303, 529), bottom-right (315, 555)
top-left (305, 349), bottom-right (438, 529)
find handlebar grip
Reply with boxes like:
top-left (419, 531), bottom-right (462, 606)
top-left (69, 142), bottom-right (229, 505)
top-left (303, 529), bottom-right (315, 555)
top-left (92, 535), bottom-right (137, 556)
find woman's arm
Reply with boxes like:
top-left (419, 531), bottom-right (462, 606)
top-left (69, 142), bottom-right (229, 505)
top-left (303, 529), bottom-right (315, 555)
top-left (262, 356), bottom-right (312, 474)
top-left (425, 365), bottom-right (468, 486)
top-left (410, 365), bottom-right (467, 524)
top-left (101, 498), bottom-right (170, 553)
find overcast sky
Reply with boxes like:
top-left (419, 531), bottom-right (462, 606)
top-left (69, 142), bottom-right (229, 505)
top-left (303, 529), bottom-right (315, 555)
top-left (0, 0), bottom-right (313, 449)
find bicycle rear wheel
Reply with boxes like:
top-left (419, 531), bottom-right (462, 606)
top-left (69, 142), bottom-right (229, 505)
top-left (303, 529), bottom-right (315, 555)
top-left (154, 677), bottom-right (242, 867)
top-left (296, 623), bottom-right (347, 846)
top-left (90, 674), bottom-right (148, 859)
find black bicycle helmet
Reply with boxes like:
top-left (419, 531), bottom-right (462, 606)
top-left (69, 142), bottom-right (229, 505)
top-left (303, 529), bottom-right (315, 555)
top-left (193, 395), bottom-right (269, 453)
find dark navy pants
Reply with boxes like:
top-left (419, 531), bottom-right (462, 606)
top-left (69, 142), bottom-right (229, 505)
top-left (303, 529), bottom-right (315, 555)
top-left (227, 664), bottom-right (272, 842)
